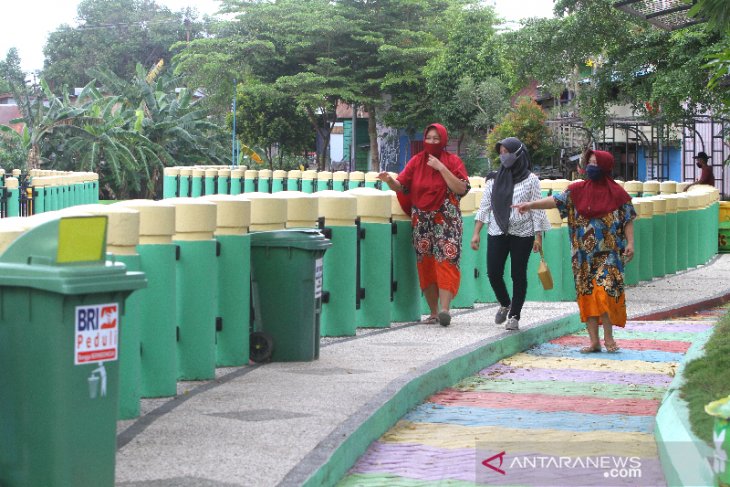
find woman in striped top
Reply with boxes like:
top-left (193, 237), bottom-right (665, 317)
top-left (471, 137), bottom-right (550, 331)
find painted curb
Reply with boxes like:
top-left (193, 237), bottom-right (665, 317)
top-left (278, 312), bottom-right (583, 487)
top-left (655, 328), bottom-right (715, 487)
top-left (632, 290), bottom-right (730, 321)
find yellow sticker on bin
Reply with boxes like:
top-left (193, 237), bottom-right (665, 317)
top-left (57, 216), bottom-right (107, 263)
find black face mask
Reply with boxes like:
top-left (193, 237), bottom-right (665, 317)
top-left (697, 162), bottom-right (703, 168)
top-left (586, 165), bottom-right (603, 181)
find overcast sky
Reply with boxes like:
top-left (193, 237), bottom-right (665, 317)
top-left (2, 0), bottom-right (555, 73)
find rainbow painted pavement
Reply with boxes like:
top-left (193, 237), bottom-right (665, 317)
top-left (338, 305), bottom-right (728, 486)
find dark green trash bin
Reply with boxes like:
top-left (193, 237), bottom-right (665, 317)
top-left (250, 229), bottom-right (331, 362)
top-left (0, 215), bottom-right (146, 487)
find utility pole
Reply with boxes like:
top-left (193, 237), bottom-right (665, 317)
top-left (351, 104), bottom-right (357, 172)
top-left (232, 78), bottom-right (237, 168)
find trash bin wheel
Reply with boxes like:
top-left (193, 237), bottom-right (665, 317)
top-left (250, 331), bottom-right (273, 363)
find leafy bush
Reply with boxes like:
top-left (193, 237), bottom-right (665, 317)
top-left (486, 97), bottom-right (557, 167)
top-left (680, 308), bottom-right (730, 445)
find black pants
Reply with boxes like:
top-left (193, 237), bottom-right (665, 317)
top-left (487, 234), bottom-right (535, 320)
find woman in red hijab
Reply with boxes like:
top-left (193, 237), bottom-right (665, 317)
top-left (513, 149), bottom-right (636, 353)
top-left (378, 123), bottom-right (469, 327)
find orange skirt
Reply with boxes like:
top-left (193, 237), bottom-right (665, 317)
top-left (576, 279), bottom-right (627, 327)
top-left (417, 255), bottom-right (460, 296)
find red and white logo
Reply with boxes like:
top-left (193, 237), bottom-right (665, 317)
top-left (75, 303), bottom-right (119, 365)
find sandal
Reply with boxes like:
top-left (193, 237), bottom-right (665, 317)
top-left (604, 341), bottom-right (620, 353)
top-left (421, 315), bottom-right (438, 324)
top-left (438, 311), bottom-right (451, 327)
top-left (579, 345), bottom-right (602, 354)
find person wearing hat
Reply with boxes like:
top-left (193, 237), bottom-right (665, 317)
top-left (684, 151), bottom-right (715, 191)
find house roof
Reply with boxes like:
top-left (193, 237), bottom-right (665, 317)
top-left (336, 102), bottom-right (369, 119)
top-left (0, 105), bottom-right (23, 133)
top-left (614, 0), bottom-right (702, 31)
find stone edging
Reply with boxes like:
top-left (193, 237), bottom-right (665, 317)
top-left (278, 313), bottom-right (583, 487)
top-left (654, 326), bottom-right (715, 487)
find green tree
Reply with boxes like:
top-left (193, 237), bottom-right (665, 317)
top-left (0, 49), bottom-right (91, 170)
top-left (486, 97), bottom-right (556, 168)
top-left (176, 0), bottom-right (355, 169)
top-left (43, 0), bottom-right (206, 90)
top-left (690, 0), bottom-right (730, 115)
top-left (79, 63), bottom-right (228, 197)
top-left (424, 3), bottom-right (503, 151)
top-left (503, 0), bottom-right (724, 129)
top-left (336, 0), bottom-right (450, 169)
top-left (233, 82), bottom-right (313, 169)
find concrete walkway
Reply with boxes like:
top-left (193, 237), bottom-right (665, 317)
top-left (340, 305), bottom-right (727, 486)
top-left (115, 255), bottom-right (730, 487)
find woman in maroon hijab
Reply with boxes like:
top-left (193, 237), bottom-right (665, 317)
top-left (378, 123), bottom-right (469, 327)
top-left (513, 150), bottom-right (636, 353)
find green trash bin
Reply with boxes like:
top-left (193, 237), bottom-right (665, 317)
top-left (0, 215), bottom-right (146, 487)
top-left (249, 229), bottom-right (331, 362)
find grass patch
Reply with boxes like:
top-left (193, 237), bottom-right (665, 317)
top-left (679, 308), bottom-right (730, 445)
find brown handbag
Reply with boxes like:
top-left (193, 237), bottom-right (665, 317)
top-left (537, 248), bottom-right (554, 290)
